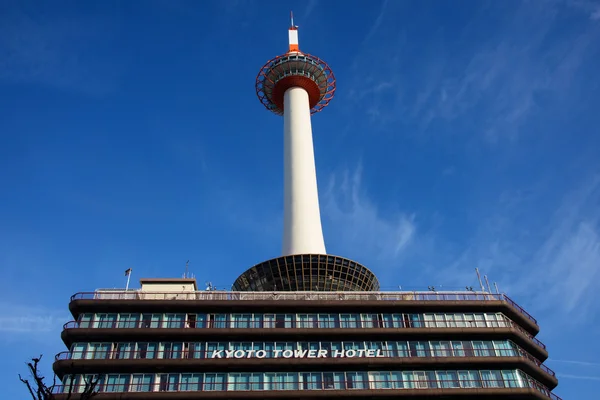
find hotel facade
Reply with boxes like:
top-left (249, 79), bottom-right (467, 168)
top-left (53, 254), bottom-right (559, 399)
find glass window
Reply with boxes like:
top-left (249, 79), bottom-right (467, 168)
top-left (493, 341), bottom-right (516, 357)
top-left (94, 313), bottom-right (117, 328)
top-left (115, 343), bottom-right (134, 360)
top-left (481, 370), bottom-right (503, 387)
top-left (105, 374), bottom-right (128, 392)
top-left (78, 314), bottom-right (92, 328)
top-left (117, 313), bottom-right (139, 328)
top-left (130, 374), bottom-right (153, 392)
top-left (204, 374), bottom-right (225, 391)
top-left (72, 343), bottom-right (87, 359)
top-left (473, 341), bottom-right (493, 357)
top-left (165, 314), bottom-right (185, 328)
top-left (431, 341), bottom-right (451, 357)
top-left (339, 314), bottom-right (360, 328)
top-left (437, 371), bottom-right (459, 388)
top-left (459, 370), bottom-right (481, 388)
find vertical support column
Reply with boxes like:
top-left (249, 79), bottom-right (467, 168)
top-left (282, 87), bottom-right (326, 256)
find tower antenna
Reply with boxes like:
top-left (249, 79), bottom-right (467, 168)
top-left (290, 11), bottom-right (295, 28)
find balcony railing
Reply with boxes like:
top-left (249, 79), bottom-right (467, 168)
top-left (54, 343), bottom-right (555, 377)
top-left (70, 290), bottom-right (538, 325)
top-left (51, 378), bottom-right (560, 399)
top-left (63, 315), bottom-right (546, 350)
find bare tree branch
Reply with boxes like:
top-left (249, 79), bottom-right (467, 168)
top-left (19, 355), bottom-right (98, 399)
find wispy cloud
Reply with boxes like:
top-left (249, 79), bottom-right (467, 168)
top-left (556, 373), bottom-right (600, 381)
top-left (342, 1), bottom-right (599, 143)
top-left (322, 163), bottom-right (415, 264)
top-left (0, 303), bottom-right (69, 335)
top-left (420, 174), bottom-right (600, 321)
top-left (551, 359), bottom-right (600, 367)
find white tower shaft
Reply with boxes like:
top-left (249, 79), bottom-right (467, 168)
top-left (282, 87), bottom-right (326, 256)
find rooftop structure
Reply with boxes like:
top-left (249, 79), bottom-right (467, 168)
top-left (51, 14), bottom-right (560, 400)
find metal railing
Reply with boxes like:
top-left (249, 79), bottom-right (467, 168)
top-left (51, 378), bottom-right (560, 399)
top-left (70, 290), bottom-right (538, 325)
top-left (62, 315), bottom-right (546, 350)
top-left (54, 344), bottom-right (555, 377)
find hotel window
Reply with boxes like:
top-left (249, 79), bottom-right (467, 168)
top-left (409, 341), bottom-right (429, 357)
top-left (501, 370), bottom-right (520, 388)
top-left (493, 341), bottom-right (516, 357)
top-left (391, 341), bottom-right (409, 357)
top-left (339, 314), bottom-right (360, 328)
top-left (71, 343), bottom-right (87, 359)
top-left (207, 314), bottom-right (227, 328)
top-left (228, 373), bottom-right (261, 391)
top-left (297, 314), bottom-right (318, 328)
top-left (114, 343), bottom-right (134, 359)
top-left (318, 313), bottom-right (337, 328)
top-left (163, 342), bottom-right (183, 359)
top-left (458, 370), bottom-right (481, 388)
top-left (369, 371), bottom-right (392, 389)
top-left (94, 313), bottom-right (117, 328)
top-left (188, 342), bottom-right (204, 358)
top-left (78, 314), bottom-right (92, 328)
top-left (231, 314), bottom-right (253, 328)
top-left (405, 313), bottom-right (422, 328)
top-left (301, 372), bottom-right (321, 390)
top-left (382, 313), bottom-right (403, 328)
top-left (105, 374), bottom-right (129, 392)
top-left (454, 313), bottom-right (467, 327)
top-left (431, 341), bottom-right (452, 357)
top-left (180, 374), bottom-right (202, 391)
top-left (346, 372), bottom-right (368, 389)
top-left (423, 314), bottom-right (435, 327)
top-left (158, 374), bottom-right (179, 391)
top-left (117, 313), bottom-right (139, 328)
top-left (140, 313), bottom-right (161, 328)
top-left (323, 372), bottom-right (344, 389)
top-left (165, 314), bottom-right (185, 328)
top-left (437, 371), bottom-right (460, 388)
top-left (263, 314), bottom-right (276, 328)
top-left (481, 370), bottom-right (503, 387)
top-left (87, 343), bottom-right (110, 360)
top-left (451, 341), bottom-right (466, 357)
top-left (75, 374), bottom-right (103, 394)
top-left (137, 342), bottom-right (157, 359)
top-left (473, 341), bottom-right (494, 357)
top-left (130, 374), bottom-right (153, 392)
top-left (264, 373), bottom-right (297, 390)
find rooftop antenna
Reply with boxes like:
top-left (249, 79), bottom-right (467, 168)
top-left (475, 268), bottom-right (485, 292)
top-left (484, 275), bottom-right (493, 294)
top-left (185, 260), bottom-right (190, 279)
top-left (494, 282), bottom-right (500, 295)
top-left (290, 11), bottom-right (296, 28)
top-left (124, 268), bottom-right (132, 291)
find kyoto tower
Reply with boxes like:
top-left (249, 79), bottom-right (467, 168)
top-left (233, 14), bottom-right (380, 292)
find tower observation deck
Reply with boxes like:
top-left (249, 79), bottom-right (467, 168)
top-left (234, 14), bottom-right (379, 291)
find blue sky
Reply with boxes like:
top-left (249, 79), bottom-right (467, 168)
top-left (1, 0), bottom-right (599, 397)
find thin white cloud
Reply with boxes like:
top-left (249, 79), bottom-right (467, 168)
top-left (551, 359), bottom-right (600, 367)
top-left (425, 174), bottom-right (600, 321)
top-left (0, 303), bottom-right (69, 335)
top-left (556, 373), bottom-right (600, 381)
top-left (322, 163), bottom-right (415, 262)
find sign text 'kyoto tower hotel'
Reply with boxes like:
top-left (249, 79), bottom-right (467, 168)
top-left (53, 15), bottom-right (560, 400)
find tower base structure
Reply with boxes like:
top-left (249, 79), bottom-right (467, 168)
top-left (232, 254), bottom-right (380, 291)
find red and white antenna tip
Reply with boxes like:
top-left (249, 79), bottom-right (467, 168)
top-left (288, 11), bottom-right (299, 52)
